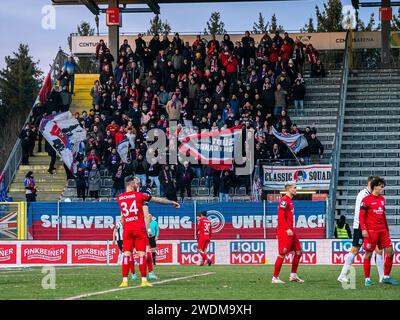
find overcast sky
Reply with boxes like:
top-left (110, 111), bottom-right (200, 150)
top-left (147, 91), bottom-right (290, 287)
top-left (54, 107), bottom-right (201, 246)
top-left (0, 0), bottom-right (381, 72)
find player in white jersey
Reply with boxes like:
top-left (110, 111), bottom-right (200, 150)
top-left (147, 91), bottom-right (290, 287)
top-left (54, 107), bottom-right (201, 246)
top-left (113, 221), bottom-right (124, 265)
top-left (337, 176), bottom-right (384, 283)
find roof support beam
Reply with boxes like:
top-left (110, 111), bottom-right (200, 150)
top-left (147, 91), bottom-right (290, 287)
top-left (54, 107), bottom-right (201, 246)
top-left (144, 0), bottom-right (161, 14)
top-left (79, 0), bottom-right (100, 14)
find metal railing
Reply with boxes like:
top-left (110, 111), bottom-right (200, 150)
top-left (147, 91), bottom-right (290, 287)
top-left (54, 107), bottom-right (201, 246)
top-left (351, 48), bottom-right (400, 69)
top-left (0, 48), bottom-right (68, 191)
top-left (326, 31), bottom-right (351, 238)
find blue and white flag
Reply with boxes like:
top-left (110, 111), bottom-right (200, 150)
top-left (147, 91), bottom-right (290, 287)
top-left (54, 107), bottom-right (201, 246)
top-left (270, 126), bottom-right (308, 153)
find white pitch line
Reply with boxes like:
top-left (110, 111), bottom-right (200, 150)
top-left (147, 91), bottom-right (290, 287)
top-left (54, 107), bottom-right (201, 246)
top-left (63, 272), bottom-right (215, 300)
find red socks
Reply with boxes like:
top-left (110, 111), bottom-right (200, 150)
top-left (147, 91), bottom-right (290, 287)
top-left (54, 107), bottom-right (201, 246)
top-left (200, 252), bottom-right (207, 264)
top-left (139, 255), bottom-right (147, 278)
top-left (129, 254), bottom-right (135, 274)
top-left (384, 254), bottom-right (393, 277)
top-left (122, 255), bottom-right (130, 278)
top-left (146, 251), bottom-right (153, 273)
top-left (364, 255), bottom-right (372, 278)
top-left (273, 256), bottom-right (284, 278)
top-left (291, 254), bottom-right (302, 273)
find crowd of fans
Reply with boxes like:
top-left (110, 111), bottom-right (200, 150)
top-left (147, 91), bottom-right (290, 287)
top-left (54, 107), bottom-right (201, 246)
top-left (24, 30), bottom-right (326, 201)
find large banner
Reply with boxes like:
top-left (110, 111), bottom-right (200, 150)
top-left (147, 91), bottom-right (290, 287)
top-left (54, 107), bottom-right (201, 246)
top-left (178, 126), bottom-right (242, 170)
top-left (2, 239), bottom-right (399, 266)
top-left (27, 201), bottom-right (326, 240)
top-left (71, 32), bottom-right (384, 55)
top-left (39, 112), bottom-right (86, 175)
top-left (261, 164), bottom-right (332, 190)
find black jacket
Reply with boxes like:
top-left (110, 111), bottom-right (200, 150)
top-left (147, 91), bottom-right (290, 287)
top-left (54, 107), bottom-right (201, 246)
top-left (307, 137), bottom-right (324, 155)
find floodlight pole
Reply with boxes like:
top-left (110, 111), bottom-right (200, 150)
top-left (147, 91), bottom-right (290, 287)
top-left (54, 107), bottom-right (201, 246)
top-left (108, 0), bottom-right (120, 64)
top-left (381, 0), bottom-right (391, 66)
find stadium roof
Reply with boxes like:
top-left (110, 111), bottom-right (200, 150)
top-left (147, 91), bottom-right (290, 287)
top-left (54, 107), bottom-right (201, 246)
top-left (51, 0), bottom-right (288, 4)
top-left (52, 0), bottom-right (297, 15)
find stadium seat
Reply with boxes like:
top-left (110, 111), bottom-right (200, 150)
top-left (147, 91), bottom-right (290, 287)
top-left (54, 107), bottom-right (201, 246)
top-left (235, 187), bottom-right (247, 195)
top-left (197, 187), bottom-right (209, 196)
top-left (191, 178), bottom-right (199, 187)
top-left (199, 178), bottom-right (206, 187)
top-left (63, 188), bottom-right (77, 197)
top-left (100, 188), bottom-right (111, 197)
top-left (102, 179), bottom-right (113, 188)
top-left (67, 179), bottom-right (76, 188)
top-left (191, 187), bottom-right (198, 196)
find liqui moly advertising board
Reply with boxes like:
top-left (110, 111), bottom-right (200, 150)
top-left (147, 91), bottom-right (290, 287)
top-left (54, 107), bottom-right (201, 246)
top-left (284, 241), bottom-right (317, 264)
top-left (178, 241), bottom-right (215, 265)
top-left (230, 241), bottom-right (266, 264)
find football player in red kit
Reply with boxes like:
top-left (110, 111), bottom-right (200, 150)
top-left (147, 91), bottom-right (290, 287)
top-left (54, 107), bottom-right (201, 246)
top-left (359, 177), bottom-right (399, 286)
top-left (117, 176), bottom-right (180, 287)
top-left (196, 211), bottom-right (212, 266)
top-left (272, 183), bottom-right (304, 284)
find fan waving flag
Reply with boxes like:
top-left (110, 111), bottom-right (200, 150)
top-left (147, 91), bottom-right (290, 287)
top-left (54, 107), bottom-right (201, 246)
top-left (178, 126), bottom-right (242, 170)
top-left (270, 126), bottom-right (308, 153)
top-left (38, 72), bottom-right (52, 105)
top-left (39, 111), bottom-right (87, 175)
top-left (117, 136), bottom-right (130, 163)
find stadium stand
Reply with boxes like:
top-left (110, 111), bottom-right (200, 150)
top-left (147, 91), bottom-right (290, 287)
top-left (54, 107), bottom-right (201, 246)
top-left (5, 31), bottom-right (339, 204)
top-left (335, 68), bottom-right (400, 238)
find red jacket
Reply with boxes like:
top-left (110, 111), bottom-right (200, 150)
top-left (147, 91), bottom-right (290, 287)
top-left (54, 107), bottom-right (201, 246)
top-left (269, 47), bottom-right (279, 63)
top-left (114, 131), bottom-right (125, 146)
top-left (106, 124), bottom-right (120, 137)
top-left (223, 55), bottom-right (238, 73)
top-left (280, 44), bottom-right (293, 60)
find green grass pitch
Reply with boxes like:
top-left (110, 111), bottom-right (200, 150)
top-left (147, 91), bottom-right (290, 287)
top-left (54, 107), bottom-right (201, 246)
top-left (0, 265), bottom-right (399, 300)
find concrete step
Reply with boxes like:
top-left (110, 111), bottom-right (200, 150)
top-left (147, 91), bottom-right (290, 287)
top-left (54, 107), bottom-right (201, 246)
top-left (344, 123), bottom-right (400, 128)
top-left (341, 140), bottom-right (400, 145)
top-left (342, 131), bottom-right (400, 138)
top-left (18, 165), bottom-right (64, 171)
top-left (337, 185), bottom-right (400, 191)
top-left (339, 166), bottom-right (400, 172)
top-left (9, 193), bottom-right (61, 202)
top-left (339, 175), bottom-right (400, 181)
top-left (346, 99), bottom-right (400, 104)
top-left (340, 149), bottom-right (400, 156)
top-left (337, 195), bottom-right (400, 201)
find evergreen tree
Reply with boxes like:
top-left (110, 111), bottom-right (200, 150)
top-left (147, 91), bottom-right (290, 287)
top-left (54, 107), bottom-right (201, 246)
top-left (392, 8), bottom-right (400, 31)
top-left (204, 12), bottom-right (226, 35)
top-left (364, 13), bottom-right (376, 31)
top-left (315, 0), bottom-right (344, 32)
top-left (253, 12), bottom-right (269, 34)
top-left (300, 17), bottom-right (316, 33)
top-left (73, 21), bottom-right (96, 73)
top-left (0, 44), bottom-right (42, 118)
top-left (0, 44), bottom-right (42, 170)
top-left (269, 14), bottom-right (284, 33)
top-left (147, 14), bottom-right (172, 35)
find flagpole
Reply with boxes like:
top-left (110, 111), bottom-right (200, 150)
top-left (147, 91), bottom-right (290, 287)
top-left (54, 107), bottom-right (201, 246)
top-left (286, 145), bottom-right (302, 166)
